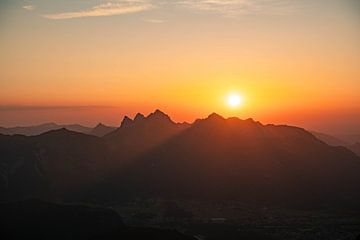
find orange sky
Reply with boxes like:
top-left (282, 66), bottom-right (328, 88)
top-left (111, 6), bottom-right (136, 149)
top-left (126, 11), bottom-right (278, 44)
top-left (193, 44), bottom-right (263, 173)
top-left (0, 0), bottom-right (359, 133)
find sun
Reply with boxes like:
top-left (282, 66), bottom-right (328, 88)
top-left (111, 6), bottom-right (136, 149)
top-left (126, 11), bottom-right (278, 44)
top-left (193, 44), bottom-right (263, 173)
top-left (226, 93), bottom-right (243, 108)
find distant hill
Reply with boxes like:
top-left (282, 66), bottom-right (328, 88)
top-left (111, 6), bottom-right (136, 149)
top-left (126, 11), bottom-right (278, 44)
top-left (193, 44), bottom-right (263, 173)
top-left (311, 131), bottom-right (346, 146)
top-left (90, 123), bottom-right (116, 137)
top-left (0, 129), bottom-right (109, 200)
top-left (1, 110), bottom-right (360, 208)
top-left (348, 142), bottom-right (360, 156)
top-left (335, 134), bottom-right (360, 145)
top-left (311, 131), bottom-right (360, 156)
top-left (0, 123), bottom-right (92, 136)
top-left (0, 122), bottom-right (118, 138)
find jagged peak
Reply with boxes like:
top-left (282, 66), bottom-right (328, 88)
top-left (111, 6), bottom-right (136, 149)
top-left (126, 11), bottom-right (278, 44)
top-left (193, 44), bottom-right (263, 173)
top-left (95, 123), bottom-right (105, 128)
top-left (147, 109), bottom-right (172, 122)
top-left (120, 116), bottom-right (133, 128)
top-left (134, 113), bottom-right (145, 122)
top-left (38, 127), bottom-right (73, 136)
top-left (52, 127), bottom-right (69, 132)
top-left (207, 112), bottom-right (225, 120)
top-left (244, 118), bottom-right (262, 125)
top-left (148, 109), bottom-right (166, 116)
top-left (192, 113), bottom-right (225, 125)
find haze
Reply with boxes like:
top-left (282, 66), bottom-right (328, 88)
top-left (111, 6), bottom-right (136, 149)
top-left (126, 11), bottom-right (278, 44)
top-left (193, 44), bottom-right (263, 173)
top-left (0, 0), bottom-right (359, 134)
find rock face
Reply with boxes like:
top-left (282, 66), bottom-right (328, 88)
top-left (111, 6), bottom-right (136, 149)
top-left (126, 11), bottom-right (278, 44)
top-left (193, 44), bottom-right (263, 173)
top-left (1, 110), bottom-right (360, 208)
top-left (1, 199), bottom-right (196, 240)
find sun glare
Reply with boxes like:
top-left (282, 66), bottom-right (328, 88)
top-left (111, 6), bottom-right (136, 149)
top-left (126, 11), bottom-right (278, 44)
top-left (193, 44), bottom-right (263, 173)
top-left (227, 93), bottom-right (243, 108)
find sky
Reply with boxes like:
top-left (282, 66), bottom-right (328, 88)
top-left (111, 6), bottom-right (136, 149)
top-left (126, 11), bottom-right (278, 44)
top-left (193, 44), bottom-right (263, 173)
top-left (0, 0), bottom-right (359, 134)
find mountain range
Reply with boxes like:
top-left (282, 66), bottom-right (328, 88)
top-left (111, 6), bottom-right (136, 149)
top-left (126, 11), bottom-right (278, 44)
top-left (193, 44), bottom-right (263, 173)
top-left (0, 110), bottom-right (359, 209)
top-left (0, 122), bottom-right (115, 137)
top-left (1, 115), bottom-right (358, 156)
top-left (311, 131), bottom-right (360, 156)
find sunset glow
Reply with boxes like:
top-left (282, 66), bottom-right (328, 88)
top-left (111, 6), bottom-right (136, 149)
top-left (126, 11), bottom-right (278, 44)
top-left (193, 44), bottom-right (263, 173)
top-left (1, 1), bottom-right (360, 237)
top-left (0, 0), bottom-right (359, 134)
top-left (227, 93), bottom-right (243, 108)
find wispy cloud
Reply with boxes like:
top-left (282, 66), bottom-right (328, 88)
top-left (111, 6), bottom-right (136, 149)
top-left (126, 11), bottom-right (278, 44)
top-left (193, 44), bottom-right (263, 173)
top-left (23, 5), bottom-right (35, 11)
top-left (177, 0), bottom-right (299, 17)
top-left (143, 18), bottom-right (165, 23)
top-left (43, 0), bottom-right (153, 20)
top-left (41, 0), bottom-right (299, 20)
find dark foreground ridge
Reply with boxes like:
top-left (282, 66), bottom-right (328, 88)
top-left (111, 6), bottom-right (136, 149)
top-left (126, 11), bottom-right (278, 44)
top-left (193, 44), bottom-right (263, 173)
top-left (1, 199), bottom-right (196, 240)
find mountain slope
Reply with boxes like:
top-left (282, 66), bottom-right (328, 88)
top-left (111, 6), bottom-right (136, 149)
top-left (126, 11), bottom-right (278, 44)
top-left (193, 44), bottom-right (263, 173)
top-left (310, 131), bottom-right (360, 156)
top-left (90, 123), bottom-right (116, 137)
top-left (105, 110), bottom-right (189, 163)
top-left (0, 129), bottom-right (109, 201)
top-left (349, 142), bottom-right (360, 156)
top-left (119, 114), bottom-right (360, 207)
top-left (0, 123), bottom-right (92, 136)
top-left (311, 131), bottom-right (347, 146)
top-left (1, 111), bottom-right (359, 208)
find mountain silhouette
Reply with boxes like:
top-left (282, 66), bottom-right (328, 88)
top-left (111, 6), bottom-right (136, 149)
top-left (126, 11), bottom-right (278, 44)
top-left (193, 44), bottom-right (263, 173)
top-left (0, 110), bottom-right (360, 208)
top-left (335, 134), bottom-right (360, 145)
top-left (310, 131), bottom-right (346, 146)
top-left (105, 109), bottom-right (189, 164)
top-left (349, 142), bottom-right (360, 156)
top-left (311, 131), bottom-right (360, 156)
top-left (90, 123), bottom-right (116, 137)
top-left (0, 123), bottom-right (93, 136)
top-left (0, 128), bottom-right (109, 200)
top-left (117, 113), bottom-right (360, 207)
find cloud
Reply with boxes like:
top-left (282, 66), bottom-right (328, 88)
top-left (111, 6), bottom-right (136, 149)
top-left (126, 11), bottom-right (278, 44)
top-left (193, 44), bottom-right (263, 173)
top-left (176, 0), bottom-right (299, 17)
top-left (23, 5), bottom-right (35, 11)
top-left (41, 0), bottom-right (299, 20)
top-left (143, 18), bottom-right (165, 23)
top-left (43, 1), bottom-right (153, 20)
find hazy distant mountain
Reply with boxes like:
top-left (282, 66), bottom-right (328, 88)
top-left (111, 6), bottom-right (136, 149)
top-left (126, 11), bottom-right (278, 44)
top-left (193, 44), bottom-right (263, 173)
top-left (1, 111), bottom-right (360, 208)
top-left (311, 131), bottom-right (360, 156)
top-left (335, 134), bottom-right (360, 145)
top-left (349, 142), bottom-right (360, 156)
top-left (90, 123), bottom-right (116, 137)
top-left (311, 131), bottom-right (346, 146)
top-left (61, 124), bottom-right (93, 134)
top-left (0, 123), bottom-right (92, 136)
top-left (0, 123), bottom-right (59, 135)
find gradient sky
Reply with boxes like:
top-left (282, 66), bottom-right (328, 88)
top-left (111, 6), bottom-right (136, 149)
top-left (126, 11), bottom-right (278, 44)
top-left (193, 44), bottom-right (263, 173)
top-left (0, 0), bottom-right (359, 133)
